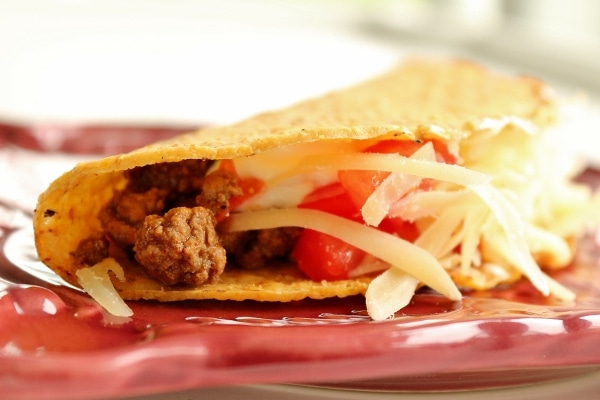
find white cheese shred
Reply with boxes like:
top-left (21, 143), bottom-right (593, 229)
top-left (267, 152), bottom-right (491, 188)
top-left (544, 273), bottom-right (576, 303)
top-left (468, 184), bottom-right (551, 296)
top-left (76, 258), bottom-right (134, 317)
top-left (361, 143), bottom-right (436, 226)
top-left (365, 268), bottom-right (420, 321)
top-left (223, 208), bottom-right (462, 304)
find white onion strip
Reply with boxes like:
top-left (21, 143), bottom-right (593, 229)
top-left (223, 208), bottom-right (462, 302)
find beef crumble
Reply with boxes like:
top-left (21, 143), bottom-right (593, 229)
top-left (127, 159), bottom-right (211, 196)
top-left (134, 207), bottom-right (226, 286)
top-left (74, 159), bottom-right (299, 287)
top-left (219, 227), bottom-right (302, 269)
top-left (99, 187), bottom-right (167, 248)
top-left (195, 169), bottom-right (242, 220)
top-left (73, 235), bottom-right (110, 267)
top-left (96, 160), bottom-right (214, 251)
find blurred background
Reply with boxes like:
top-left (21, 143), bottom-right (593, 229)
top-left (0, 0), bottom-right (599, 127)
top-left (2, 3), bottom-right (600, 399)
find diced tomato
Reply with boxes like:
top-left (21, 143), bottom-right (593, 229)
top-left (378, 217), bottom-right (420, 242)
top-left (338, 139), bottom-right (456, 210)
top-left (291, 229), bottom-right (366, 281)
top-left (218, 160), bottom-right (265, 210)
top-left (363, 139), bottom-right (425, 156)
top-left (292, 182), bottom-right (366, 281)
top-left (298, 182), bottom-right (361, 221)
top-left (366, 138), bottom-right (458, 164)
top-left (338, 169), bottom-right (389, 211)
top-left (229, 177), bottom-right (264, 210)
top-left (430, 139), bottom-right (459, 164)
top-left (338, 139), bottom-right (423, 210)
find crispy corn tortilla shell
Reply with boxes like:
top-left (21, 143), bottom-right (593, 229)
top-left (33, 59), bottom-right (556, 303)
top-left (114, 250), bottom-right (372, 301)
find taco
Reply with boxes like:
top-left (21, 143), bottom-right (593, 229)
top-left (33, 59), bottom-right (598, 320)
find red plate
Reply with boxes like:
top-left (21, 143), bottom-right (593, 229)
top-left (1, 123), bottom-right (600, 400)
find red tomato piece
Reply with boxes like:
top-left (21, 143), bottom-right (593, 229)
top-left (298, 182), bottom-right (361, 220)
top-left (363, 139), bottom-right (424, 156)
top-left (430, 139), bottom-right (459, 164)
top-left (338, 169), bottom-right (390, 211)
top-left (291, 229), bottom-right (365, 281)
top-left (338, 140), bottom-right (423, 210)
top-left (378, 217), bottom-right (420, 242)
top-left (368, 138), bottom-right (458, 164)
top-left (229, 176), bottom-right (264, 210)
top-left (292, 182), bottom-right (366, 281)
top-left (338, 139), bottom-right (456, 211)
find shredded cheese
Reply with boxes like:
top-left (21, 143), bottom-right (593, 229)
top-left (223, 208), bottom-right (462, 304)
top-left (459, 205), bottom-right (490, 274)
top-left (348, 255), bottom-right (390, 278)
top-left (361, 142), bottom-right (436, 226)
top-left (389, 189), bottom-right (472, 221)
top-left (544, 273), bottom-right (576, 303)
top-left (365, 268), bottom-right (420, 321)
top-left (415, 205), bottom-right (467, 258)
top-left (76, 258), bottom-right (133, 317)
top-left (267, 152), bottom-right (491, 188)
top-left (468, 184), bottom-right (550, 295)
top-left (526, 225), bottom-right (572, 269)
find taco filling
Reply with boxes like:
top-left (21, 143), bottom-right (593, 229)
top-left (33, 59), bottom-right (599, 320)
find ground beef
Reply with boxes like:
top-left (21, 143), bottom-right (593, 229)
top-left (98, 161), bottom-right (238, 250)
top-left (219, 227), bottom-right (302, 269)
top-left (133, 207), bottom-right (226, 286)
top-left (99, 187), bottom-right (167, 248)
top-left (72, 235), bottom-right (109, 266)
top-left (75, 159), bottom-right (300, 287)
top-left (127, 159), bottom-right (212, 193)
top-left (127, 159), bottom-right (213, 209)
top-left (196, 169), bottom-right (243, 219)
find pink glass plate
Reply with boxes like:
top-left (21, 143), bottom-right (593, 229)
top-left (1, 123), bottom-right (600, 400)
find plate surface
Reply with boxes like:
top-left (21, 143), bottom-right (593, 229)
top-left (1, 124), bottom-right (600, 400)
